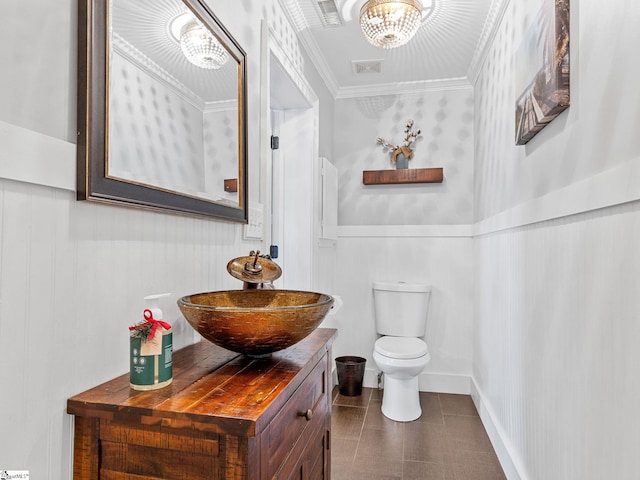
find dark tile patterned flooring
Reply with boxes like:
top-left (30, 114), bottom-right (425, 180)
top-left (331, 387), bottom-right (506, 480)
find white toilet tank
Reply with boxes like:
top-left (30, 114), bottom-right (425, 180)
top-left (373, 281), bottom-right (431, 337)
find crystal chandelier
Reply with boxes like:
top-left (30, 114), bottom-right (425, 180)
top-left (359, 0), bottom-right (423, 49)
top-left (179, 20), bottom-right (228, 70)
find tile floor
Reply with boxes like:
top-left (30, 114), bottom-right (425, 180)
top-left (331, 387), bottom-right (506, 480)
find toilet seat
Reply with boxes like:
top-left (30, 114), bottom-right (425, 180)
top-left (375, 336), bottom-right (428, 359)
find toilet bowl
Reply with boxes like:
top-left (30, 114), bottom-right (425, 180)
top-left (372, 282), bottom-right (431, 422)
top-left (373, 336), bottom-right (431, 421)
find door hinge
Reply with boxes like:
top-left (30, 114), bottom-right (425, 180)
top-left (271, 135), bottom-right (279, 150)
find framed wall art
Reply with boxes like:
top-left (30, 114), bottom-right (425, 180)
top-left (515, 0), bottom-right (570, 145)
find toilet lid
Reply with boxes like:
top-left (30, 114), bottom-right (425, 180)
top-left (375, 336), bottom-right (428, 359)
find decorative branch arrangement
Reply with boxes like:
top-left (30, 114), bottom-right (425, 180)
top-left (129, 309), bottom-right (171, 341)
top-left (376, 119), bottom-right (422, 167)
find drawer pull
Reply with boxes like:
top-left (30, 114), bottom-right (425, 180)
top-left (300, 409), bottom-right (313, 421)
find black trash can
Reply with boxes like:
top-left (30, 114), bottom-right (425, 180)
top-left (335, 356), bottom-right (366, 396)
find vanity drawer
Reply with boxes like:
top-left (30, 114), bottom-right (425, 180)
top-left (266, 357), bottom-right (328, 477)
top-left (273, 408), bottom-right (329, 480)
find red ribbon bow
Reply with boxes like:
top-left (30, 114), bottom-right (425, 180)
top-left (129, 309), bottom-right (172, 340)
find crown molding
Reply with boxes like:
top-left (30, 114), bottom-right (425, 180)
top-left (290, 24), bottom-right (472, 100)
top-left (277, 0), bottom-right (341, 98)
top-left (112, 33), bottom-right (205, 110)
top-left (466, 0), bottom-right (510, 86)
top-left (280, 0), bottom-right (313, 31)
top-left (335, 76), bottom-right (472, 99)
top-left (278, 0), bottom-right (489, 100)
top-left (297, 29), bottom-right (341, 97)
top-left (203, 99), bottom-right (237, 114)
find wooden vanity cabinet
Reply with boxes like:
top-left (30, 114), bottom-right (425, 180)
top-left (67, 328), bottom-right (336, 480)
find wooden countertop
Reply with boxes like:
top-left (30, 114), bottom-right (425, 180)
top-left (67, 328), bottom-right (337, 437)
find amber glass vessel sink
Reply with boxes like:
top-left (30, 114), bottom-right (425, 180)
top-left (177, 290), bottom-right (334, 356)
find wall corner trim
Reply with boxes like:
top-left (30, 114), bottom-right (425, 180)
top-left (471, 378), bottom-right (526, 480)
top-left (338, 224), bottom-right (473, 238)
top-left (474, 156), bottom-right (640, 236)
top-left (0, 121), bottom-right (75, 192)
top-left (467, 0), bottom-right (511, 85)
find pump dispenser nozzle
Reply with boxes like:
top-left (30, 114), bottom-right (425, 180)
top-left (144, 293), bottom-right (171, 324)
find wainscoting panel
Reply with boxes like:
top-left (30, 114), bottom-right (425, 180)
top-left (0, 178), bottom-right (255, 477)
top-left (334, 231), bottom-right (474, 391)
top-left (474, 201), bottom-right (640, 480)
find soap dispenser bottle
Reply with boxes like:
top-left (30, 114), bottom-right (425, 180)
top-left (129, 293), bottom-right (173, 390)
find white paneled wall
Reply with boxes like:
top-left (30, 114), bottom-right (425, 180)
top-left (472, 0), bottom-right (640, 478)
top-left (473, 202), bottom-right (640, 479)
top-left (0, 178), bottom-right (256, 477)
top-left (334, 229), bottom-right (474, 392)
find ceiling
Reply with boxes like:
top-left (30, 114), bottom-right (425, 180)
top-left (112, 0), bottom-right (496, 103)
top-left (112, 0), bottom-right (238, 104)
top-left (285, 0), bottom-right (495, 97)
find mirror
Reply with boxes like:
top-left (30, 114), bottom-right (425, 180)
top-left (77, 0), bottom-right (247, 222)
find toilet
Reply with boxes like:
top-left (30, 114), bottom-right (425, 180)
top-left (372, 281), bottom-right (431, 422)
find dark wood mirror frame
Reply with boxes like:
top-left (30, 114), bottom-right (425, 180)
top-left (77, 0), bottom-right (248, 222)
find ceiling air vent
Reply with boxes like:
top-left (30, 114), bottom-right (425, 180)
top-left (352, 60), bottom-right (383, 75)
top-left (316, 0), bottom-right (343, 27)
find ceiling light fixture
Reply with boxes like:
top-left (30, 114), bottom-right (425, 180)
top-left (179, 19), bottom-right (228, 69)
top-left (169, 13), bottom-right (228, 70)
top-left (359, 0), bottom-right (423, 49)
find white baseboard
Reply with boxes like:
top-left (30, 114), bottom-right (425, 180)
top-left (352, 368), bottom-right (471, 394)
top-left (418, 372), bottom-right (471, 394)
top-left (470, 378), bottom-right (525, 480)
top-left (331, 367), bottom-right (380, 390)
top-left (362, 368), bottom-right (380, 389)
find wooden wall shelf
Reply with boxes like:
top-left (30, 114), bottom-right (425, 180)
top-left (362, 167), bottom-right (443, 185)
